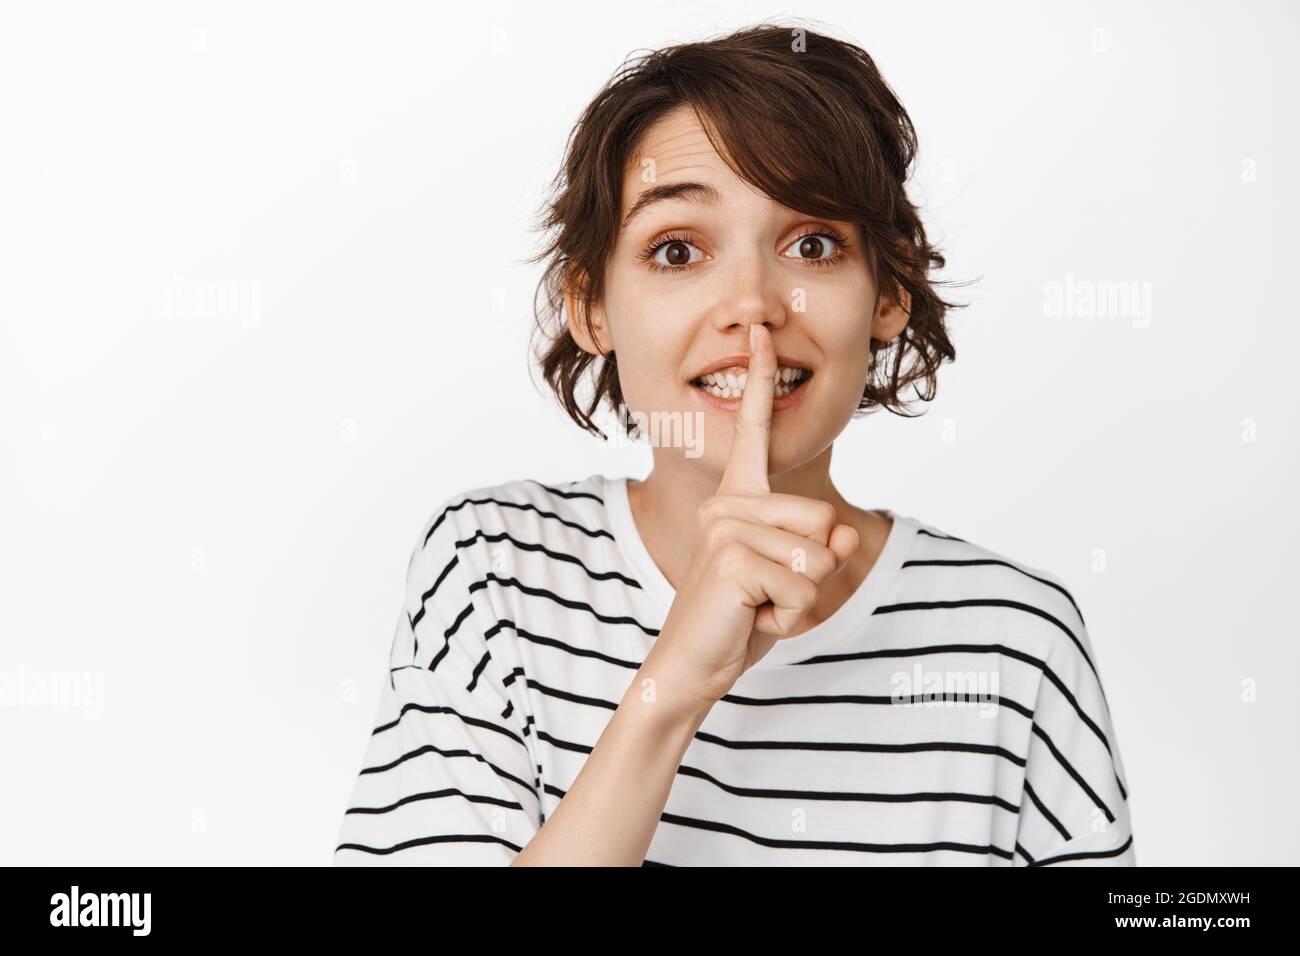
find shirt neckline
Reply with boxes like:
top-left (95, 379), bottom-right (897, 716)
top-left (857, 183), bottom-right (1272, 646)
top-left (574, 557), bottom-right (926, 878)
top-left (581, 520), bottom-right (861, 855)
top-left (602, 474), bottom-right (917, 667)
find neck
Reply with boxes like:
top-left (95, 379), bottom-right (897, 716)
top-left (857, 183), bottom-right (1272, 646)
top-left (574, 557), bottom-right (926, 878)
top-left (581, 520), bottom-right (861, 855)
top-left (626, 444), bottom-right (891, 630)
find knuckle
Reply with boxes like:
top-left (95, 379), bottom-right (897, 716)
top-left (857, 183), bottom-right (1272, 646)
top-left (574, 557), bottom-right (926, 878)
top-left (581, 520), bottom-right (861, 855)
top-left (809, 500), bottom-right (836, 536)
top-left (793, 575), bottom-right (819, 609)
top-left (703, 516), bottom-right (737, 551)
top-left (696, 496), bottom-right (723, 527)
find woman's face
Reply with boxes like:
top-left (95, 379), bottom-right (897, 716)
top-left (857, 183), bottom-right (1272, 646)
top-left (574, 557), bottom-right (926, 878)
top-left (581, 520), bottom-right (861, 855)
top-left (571, 105), bottom-right (907, 480)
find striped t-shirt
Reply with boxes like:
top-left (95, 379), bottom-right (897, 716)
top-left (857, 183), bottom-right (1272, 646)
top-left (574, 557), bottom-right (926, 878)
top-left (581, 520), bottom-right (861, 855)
top-left (334, 474), bottom-right (1135, 866)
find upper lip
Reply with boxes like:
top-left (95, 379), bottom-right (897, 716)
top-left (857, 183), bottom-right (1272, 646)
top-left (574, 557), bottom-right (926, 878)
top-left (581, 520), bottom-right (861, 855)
top-left (689, 353), bottom-right (812, 382)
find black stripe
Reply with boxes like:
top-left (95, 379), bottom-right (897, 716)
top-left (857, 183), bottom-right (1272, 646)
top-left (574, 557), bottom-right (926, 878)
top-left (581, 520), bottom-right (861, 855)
top-left (1030, 834), bottom-right (1133, 866)
top-left (410, 554), bottom-right (459, 631)
top-left (1022, 779), bottom-right (1072, 843)
top-left (691, 729), bottom-right (1028, 765)
top-left (486, 619), bottom-right (642, 670)
top-left (901, 558), bottom-right (1085, 624)
top-left (360, 742), bottom-right (534, 795)
top-left (657, 810), bottom-right (1015, 859)
top-left (530, 478), bottom-right (604, 504)
top-left (424, 496), bottom-right (613, 548)
top-left (345, 786), bottom-right (524, 816)
top-left (536, 727), bottom-right (1027, 767)
top-left (469, 574), bottom-right (659, 636)
top-left (466, 650), bottom-right (491, 693)
top-left (523, 676), bottom-right (1031, 729)
top-left (672, 763), bottom-right (1020, 814)
top-left (373, 700), bottom-right (528, 750)
top-left (413, 548), bottom-right (465, 632)
top-left (917, 528), bottom-right (968, 543)
top-left (798, 640), bottom-right (1047, 670)
top-left (455, 529), bottom-right (641, 588)
top-left (1015, 842), bottom-right (1038, 865)
top-left (1030, 722), bottom-right (1116, 823)
top-left (525, 677), bottom-right (619, 712)
top-left (336, 833), bottom-right (524, 856)
top-left (720, 688), bottom-right (1033, 721)
top-left (425, 601), bottom-right (475, 672)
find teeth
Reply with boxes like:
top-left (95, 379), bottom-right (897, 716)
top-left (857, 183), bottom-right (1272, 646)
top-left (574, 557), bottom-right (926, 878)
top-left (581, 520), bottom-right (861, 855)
top-left (694, 365), bottom-right (807, 399)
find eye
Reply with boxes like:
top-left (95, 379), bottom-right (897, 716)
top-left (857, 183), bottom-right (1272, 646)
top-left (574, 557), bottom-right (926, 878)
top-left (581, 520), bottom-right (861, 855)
top-left (639, 233), bottom-right (706, 273)
top-left (781, 228), bottom-right (852, 267)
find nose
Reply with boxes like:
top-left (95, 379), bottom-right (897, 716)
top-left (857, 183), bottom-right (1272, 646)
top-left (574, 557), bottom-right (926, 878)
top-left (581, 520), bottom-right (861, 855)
top-left (707, 249), bottom-right (788, 339)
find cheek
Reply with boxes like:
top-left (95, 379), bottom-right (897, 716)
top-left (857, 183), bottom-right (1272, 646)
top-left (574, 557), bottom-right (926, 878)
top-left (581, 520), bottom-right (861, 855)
top-left (796, 309), bottom-right (873, 430)
top-left (604, 322), bottom-right (686, 413)
top-left (823, 278), bottom-right (876, 337)
top-left (811, 295), bottom-right (874, 375)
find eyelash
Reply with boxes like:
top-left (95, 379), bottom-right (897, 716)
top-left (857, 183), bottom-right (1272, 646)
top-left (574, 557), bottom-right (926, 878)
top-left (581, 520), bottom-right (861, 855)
top-left (637, 226), bottom-right (853, 274)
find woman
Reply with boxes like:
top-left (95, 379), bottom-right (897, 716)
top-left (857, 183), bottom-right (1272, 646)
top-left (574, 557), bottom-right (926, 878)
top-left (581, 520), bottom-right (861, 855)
top-left (333, 23), bottom-right (1134, 866)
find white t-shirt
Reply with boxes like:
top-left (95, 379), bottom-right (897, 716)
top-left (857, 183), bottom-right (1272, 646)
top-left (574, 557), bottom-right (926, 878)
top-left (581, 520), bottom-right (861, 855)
top-left (333, 475), bottom-right (1135, 866)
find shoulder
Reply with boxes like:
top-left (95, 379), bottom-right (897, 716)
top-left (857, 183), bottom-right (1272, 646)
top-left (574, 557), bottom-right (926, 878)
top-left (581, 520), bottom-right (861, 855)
top-left (894, 511), bottom-right (1089, 642)
top-left (391, 475), bottom-right (612, 644)
top-left (408, 474), bottom-right (612, 565)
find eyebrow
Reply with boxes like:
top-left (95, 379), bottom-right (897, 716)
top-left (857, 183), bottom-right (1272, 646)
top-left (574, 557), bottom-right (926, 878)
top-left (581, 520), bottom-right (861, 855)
top-left (621, 181), bottom-right (721, 229)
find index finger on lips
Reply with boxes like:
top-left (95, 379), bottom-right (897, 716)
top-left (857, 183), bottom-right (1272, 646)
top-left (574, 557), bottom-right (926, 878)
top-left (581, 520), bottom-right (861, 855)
top-left (717, 323), bottom-right (775, 496)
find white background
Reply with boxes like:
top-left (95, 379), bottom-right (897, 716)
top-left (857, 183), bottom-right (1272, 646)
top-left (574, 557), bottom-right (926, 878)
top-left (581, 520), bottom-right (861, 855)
top-left (2, 0), bottom-right (1296, 865)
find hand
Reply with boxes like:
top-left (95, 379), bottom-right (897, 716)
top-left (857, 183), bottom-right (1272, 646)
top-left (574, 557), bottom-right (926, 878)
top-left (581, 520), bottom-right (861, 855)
top-left (644, 323), bottom-right (861, 706)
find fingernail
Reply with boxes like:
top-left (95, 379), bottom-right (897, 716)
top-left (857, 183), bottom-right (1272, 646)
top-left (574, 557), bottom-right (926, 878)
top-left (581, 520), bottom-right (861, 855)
top-left (749, 324), bottom-right (757, 351)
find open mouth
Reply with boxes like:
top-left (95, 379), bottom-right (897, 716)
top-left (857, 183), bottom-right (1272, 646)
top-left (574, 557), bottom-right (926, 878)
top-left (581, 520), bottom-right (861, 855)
top-left (690, 364), bottom-right (812, 400)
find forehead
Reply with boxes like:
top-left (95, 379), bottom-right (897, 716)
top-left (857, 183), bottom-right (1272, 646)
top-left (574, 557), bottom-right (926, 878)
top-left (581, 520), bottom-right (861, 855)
top-left (622, 106), bottom-right (771, 219)
top-left (624, 106), bottom-right (738, 196)
top-left (627, 106), bottom-right (723, 177)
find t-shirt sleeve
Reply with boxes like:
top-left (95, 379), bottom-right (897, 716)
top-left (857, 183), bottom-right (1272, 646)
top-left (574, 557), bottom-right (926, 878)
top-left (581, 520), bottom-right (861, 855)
top-left (333, 502), bottom-right (541, 865)
top-left (1012, 584), bottom-right (1136, 866)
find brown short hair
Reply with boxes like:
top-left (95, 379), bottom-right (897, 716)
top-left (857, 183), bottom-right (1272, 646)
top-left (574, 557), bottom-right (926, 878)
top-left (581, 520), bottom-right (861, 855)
top-left (528, 21), bottom-right (960, 438)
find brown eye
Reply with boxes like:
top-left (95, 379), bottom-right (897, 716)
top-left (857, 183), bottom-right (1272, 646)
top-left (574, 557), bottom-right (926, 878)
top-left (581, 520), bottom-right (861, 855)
top-left (783, 233), bottom-right (840, 261)
top-left (646, 237), bottom-right (703, 270)
top-left (664, 241), bottom-right (691, 266)
top-left (799, 237), bottom-right (827, 259)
